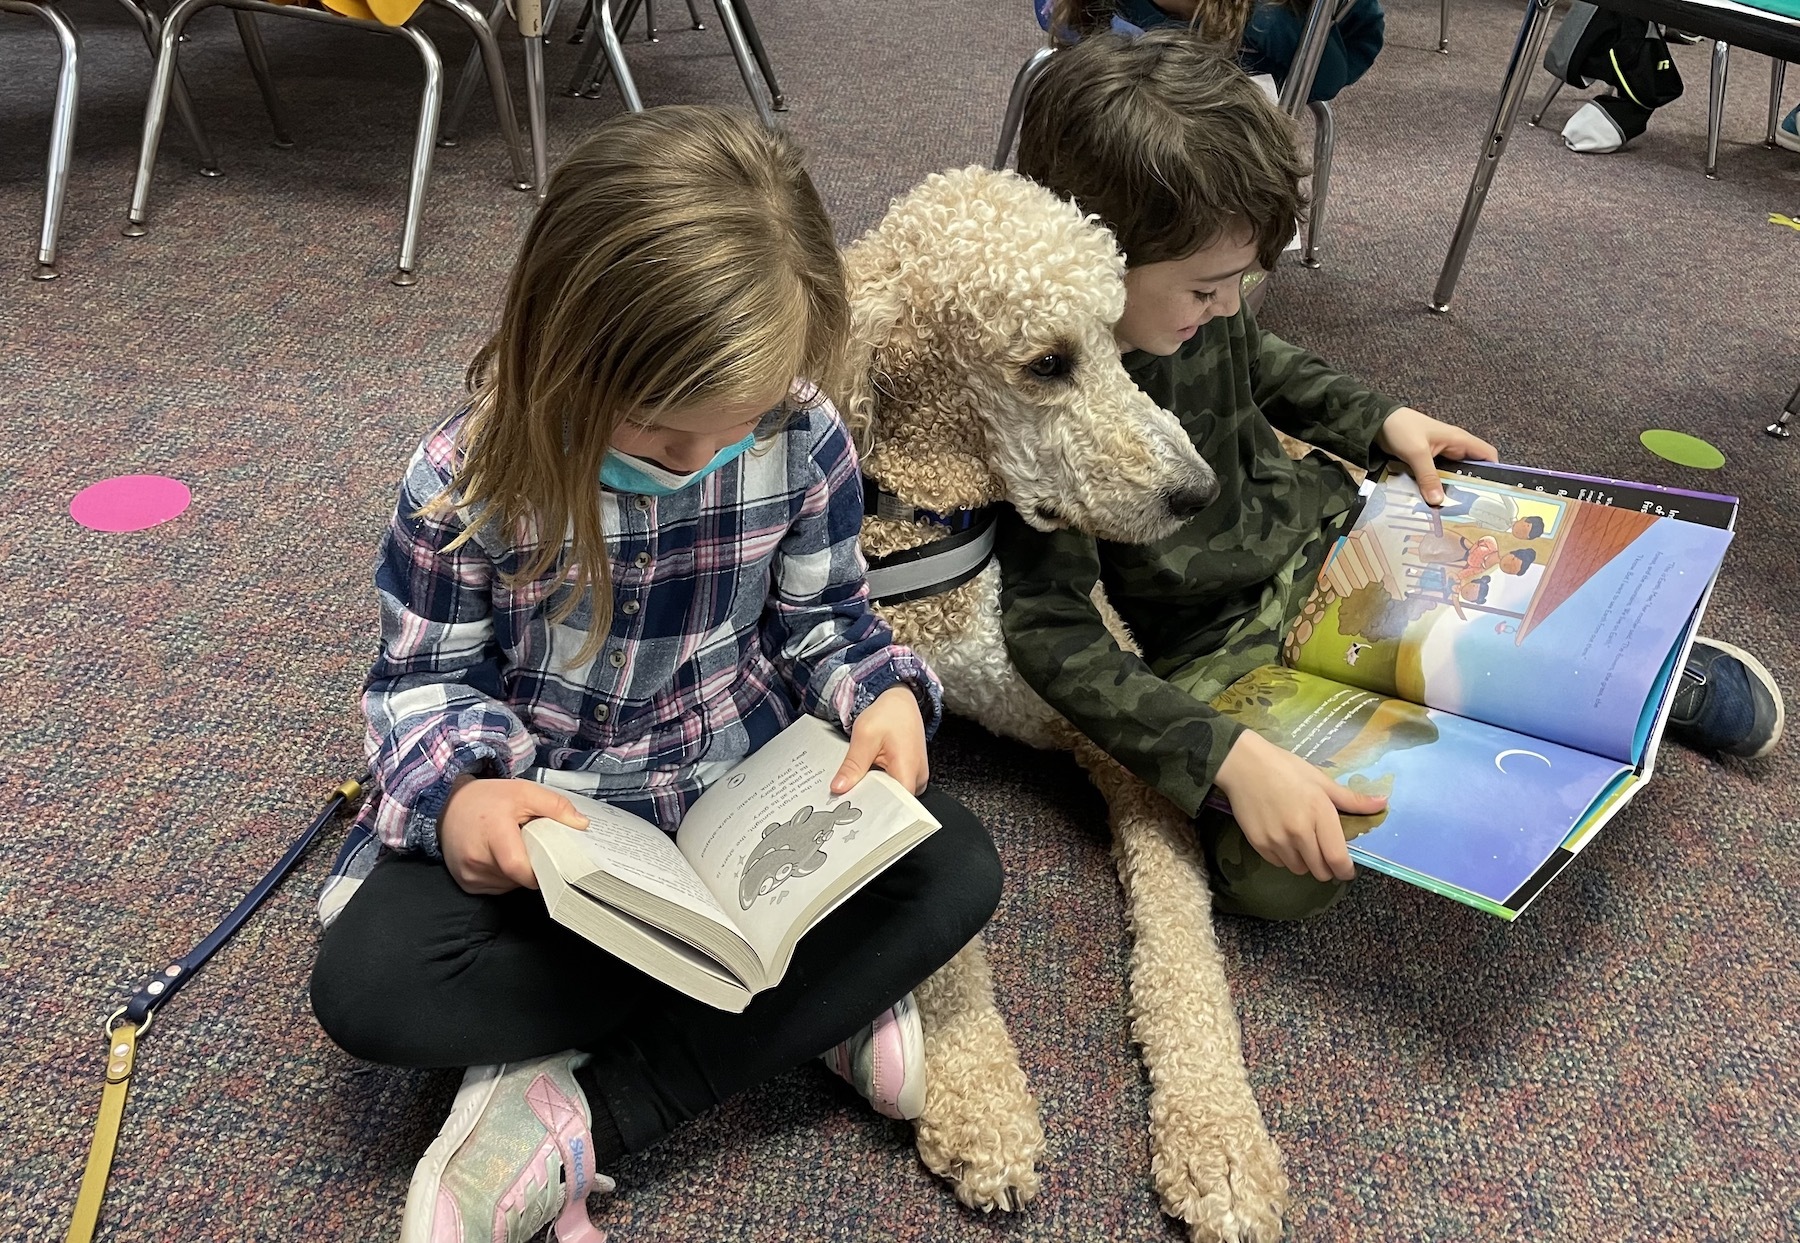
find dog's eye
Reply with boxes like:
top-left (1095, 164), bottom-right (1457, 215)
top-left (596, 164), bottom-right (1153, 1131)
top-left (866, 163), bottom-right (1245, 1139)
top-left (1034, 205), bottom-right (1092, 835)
top-left (1024, 353), bottom-right (1072, 380)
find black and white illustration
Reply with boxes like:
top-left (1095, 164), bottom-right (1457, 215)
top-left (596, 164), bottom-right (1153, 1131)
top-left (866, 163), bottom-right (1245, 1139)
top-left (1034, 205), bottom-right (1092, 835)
top-left (736, 800), bottom-right (863, 910)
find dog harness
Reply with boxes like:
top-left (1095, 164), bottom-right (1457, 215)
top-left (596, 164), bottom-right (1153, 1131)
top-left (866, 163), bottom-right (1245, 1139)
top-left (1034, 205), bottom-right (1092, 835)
top-left (862, 482), bottom-right (998, 607)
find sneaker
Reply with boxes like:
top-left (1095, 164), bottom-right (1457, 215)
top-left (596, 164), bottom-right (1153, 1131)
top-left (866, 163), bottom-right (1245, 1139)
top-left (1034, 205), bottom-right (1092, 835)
top-left (820, 992), bottom-right (927, 1121)
top-left (401, 1052), bottom-right (610, 1243)
top-left (1777, 102), bottom-right (1800, 153)
top-left (1667, 638), bottom-right (1785, 759)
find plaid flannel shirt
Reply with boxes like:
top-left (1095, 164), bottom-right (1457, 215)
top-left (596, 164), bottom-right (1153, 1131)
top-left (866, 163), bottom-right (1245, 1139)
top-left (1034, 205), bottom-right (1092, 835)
top-left (319, 396), bottom-right (941, 922)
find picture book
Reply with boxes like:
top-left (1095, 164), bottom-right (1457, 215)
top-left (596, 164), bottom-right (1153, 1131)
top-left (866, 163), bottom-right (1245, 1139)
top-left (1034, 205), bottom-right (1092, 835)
top-left (521, 715), bottom-right (940, 1012)
top-left (1209, 463), bottom-right (1738, 918)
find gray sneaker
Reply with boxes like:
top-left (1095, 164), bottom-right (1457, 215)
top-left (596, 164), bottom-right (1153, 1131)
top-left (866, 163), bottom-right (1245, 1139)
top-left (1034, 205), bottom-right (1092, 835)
top-left (400, 1052), bottom-right (611, 1243)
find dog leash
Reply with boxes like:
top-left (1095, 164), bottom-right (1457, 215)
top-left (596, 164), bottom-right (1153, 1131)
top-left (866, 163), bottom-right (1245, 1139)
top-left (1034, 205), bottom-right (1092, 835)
top-left (65, 774), bottom-right (368, 1243)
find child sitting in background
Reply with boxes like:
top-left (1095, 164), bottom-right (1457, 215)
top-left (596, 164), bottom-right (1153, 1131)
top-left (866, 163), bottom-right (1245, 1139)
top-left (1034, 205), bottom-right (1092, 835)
top-left (1052, 0), bottom-right (1384, 103)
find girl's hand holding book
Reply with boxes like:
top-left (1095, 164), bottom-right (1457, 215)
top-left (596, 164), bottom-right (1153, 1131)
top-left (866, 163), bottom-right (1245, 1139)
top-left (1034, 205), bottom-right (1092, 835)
top-left (440, 777), bottom-right (590, 896)
top-left (1215, 731), bottom-right (1377, 883)
top-left (831, 686), bottom-right (930, 796)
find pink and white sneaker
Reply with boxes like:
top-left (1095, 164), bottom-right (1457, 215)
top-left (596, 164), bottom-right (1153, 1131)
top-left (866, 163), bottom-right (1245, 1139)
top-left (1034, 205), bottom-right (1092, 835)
top-left (399, 1052), bottom-right (611, 1243)
top-left (820, 991), bottom-right (927, 1121)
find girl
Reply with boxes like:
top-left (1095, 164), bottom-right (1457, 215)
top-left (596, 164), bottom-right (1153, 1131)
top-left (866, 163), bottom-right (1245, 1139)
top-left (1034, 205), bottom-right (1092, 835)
top-left (310, 106), bottom-right (1003, 1243)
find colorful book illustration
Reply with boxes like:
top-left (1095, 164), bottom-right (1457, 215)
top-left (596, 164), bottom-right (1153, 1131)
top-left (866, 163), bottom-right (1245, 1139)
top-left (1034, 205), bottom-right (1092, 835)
top-left (1210, 463), bottom-right (1737, 919)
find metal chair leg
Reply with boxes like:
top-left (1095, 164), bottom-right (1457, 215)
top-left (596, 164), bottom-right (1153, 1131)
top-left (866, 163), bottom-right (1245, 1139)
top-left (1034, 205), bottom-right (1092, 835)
top-left (712, 0), bottom-right (773, 126)
top-left (643, 0), bottom-right (655, 39)
top-left (1302, 99), bottom-right (1334, 268)
top-left (430, 0), bottom-right (532, 189)
top-left (112, 0), bottom-right (220, 171)
top-left (683, 0), bottom-right (701, 27)
top-left (440, 0), bottom-right (505, 146)
top-left (127, 0), bottom-right (221, 236)
top-left (1431, 0), bottom-right (1558, 312)
top-left (994, 46), bottom-right (1055, 169)
top-left (1706, 40), bottom-right (1729, 178)
top-left (1, 0), bottom-right (79, 279)
top-left (730, 0), bottom-right (783, 110)
top-left (1278, 0), bottom-right (1336, 115)
top-left (1767, 58), bottom-right (1787, 146)
top-left (230, 10), bottom-right (294, 146)
top-left (1768, 378), bottom-right (1797, 439)
top-left (1438, 0), bottom-right (1448, 53)
top-left (1529, 75), bottom-right (1563, 126)
top-left (523, 16), bottom-right (549, 199)
top-left (571, 0), bottom-right (640, 95)
top-left (597, 0), bottom-right (643, 107)
top-left (389, 23), bottom-right (443, 284)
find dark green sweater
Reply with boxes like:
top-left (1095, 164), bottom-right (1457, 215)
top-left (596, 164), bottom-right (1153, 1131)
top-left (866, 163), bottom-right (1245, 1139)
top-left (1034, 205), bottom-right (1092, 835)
top-left (996, 305), bottom-right (1399, 816)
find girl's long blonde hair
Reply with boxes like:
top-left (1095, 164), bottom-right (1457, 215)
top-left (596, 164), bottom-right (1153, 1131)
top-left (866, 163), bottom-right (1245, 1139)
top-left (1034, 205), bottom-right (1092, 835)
top-left (450, 106), bottom-right (850, 663)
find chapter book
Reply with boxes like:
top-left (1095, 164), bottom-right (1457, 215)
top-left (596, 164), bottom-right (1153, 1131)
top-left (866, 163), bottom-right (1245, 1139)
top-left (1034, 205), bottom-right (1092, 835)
top-left (1209, 463), bottom-right (1738, 919)
top-left (521, 715), bottom-right (940, 1012)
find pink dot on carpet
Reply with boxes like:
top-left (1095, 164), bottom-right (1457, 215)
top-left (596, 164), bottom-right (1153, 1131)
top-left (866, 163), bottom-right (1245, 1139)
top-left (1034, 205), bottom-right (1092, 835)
top-left (69, 475), bottom-right (193, 532)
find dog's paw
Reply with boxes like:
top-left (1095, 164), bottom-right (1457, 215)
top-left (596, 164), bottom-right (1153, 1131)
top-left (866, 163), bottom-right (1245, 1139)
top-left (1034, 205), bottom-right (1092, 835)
top-left (911, 939), bottom-right (1046, 1212)
top-left (1150, 1114), bottom-right (1288, 1243)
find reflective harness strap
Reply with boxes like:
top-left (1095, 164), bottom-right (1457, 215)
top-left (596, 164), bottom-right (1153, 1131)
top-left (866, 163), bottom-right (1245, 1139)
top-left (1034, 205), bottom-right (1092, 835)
top-left (862, 482), bottom-right (998, 607)
top-left (65, 777), bottom-right (366, 1243)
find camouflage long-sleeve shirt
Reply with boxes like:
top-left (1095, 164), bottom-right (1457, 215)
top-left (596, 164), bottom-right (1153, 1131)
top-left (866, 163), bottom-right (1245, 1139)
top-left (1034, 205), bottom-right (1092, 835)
top-left (997, 306), bottom-right (1400, 817)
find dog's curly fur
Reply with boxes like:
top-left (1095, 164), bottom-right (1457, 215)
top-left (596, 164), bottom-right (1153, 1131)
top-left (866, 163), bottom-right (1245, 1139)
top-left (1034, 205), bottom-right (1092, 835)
top-left (845, 167), bottom-right (1289, 1242)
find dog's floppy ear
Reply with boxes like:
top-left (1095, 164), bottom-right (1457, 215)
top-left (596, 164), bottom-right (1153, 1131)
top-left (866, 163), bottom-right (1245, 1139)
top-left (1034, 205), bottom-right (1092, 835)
top-left (841, 236), bottom-right (911, 451)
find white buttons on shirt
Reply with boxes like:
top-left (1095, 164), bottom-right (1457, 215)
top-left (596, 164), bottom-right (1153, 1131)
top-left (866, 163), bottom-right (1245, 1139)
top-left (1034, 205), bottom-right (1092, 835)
top-left (621, 599), bottom-right (640, 615)
top-left (592, 703), bottom-right (609, 722)
top-left (634, 551), bottom-right (650, 568)
top-left (608, 650), bottom-right (626, 668)
top-left (634, 495), bottom-right (652, 512)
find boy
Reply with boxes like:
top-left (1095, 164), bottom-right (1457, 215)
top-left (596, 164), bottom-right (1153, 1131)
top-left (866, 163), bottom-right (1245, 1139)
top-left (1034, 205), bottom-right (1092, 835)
top-left (999, 31), bottom-right (1784, 919)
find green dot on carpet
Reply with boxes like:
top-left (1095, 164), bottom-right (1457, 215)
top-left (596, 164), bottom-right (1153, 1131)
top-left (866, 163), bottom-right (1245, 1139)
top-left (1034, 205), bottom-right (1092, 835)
top-left (1640, 429), bottom-right (1725, 470)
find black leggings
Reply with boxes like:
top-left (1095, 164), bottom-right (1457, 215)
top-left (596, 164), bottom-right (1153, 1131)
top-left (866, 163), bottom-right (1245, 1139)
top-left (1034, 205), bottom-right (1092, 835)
top-left (310, 786), bottom-right (1001, 1155)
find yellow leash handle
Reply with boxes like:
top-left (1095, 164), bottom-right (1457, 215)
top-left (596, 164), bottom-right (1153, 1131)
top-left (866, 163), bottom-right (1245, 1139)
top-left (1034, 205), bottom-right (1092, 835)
top-left (66, 1014), bottom-right (146, 1243)
top-left (62, 775), bottom-right (365, 1243)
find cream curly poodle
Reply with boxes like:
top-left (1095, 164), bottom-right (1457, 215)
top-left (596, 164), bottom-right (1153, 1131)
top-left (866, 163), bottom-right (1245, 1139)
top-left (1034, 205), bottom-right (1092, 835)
top-left (845, 166), bottom-right (1290, 1243)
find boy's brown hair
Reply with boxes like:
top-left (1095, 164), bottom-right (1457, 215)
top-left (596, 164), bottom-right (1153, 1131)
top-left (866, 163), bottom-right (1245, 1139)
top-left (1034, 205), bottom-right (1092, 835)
top-left (1016, 29), bottom-right (1307, 273)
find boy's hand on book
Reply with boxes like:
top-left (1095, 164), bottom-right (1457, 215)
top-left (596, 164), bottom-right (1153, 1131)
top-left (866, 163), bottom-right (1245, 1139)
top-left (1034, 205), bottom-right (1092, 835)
top-left (440, 777), bottom-right (589, 895)
top-left (1215, 732), bottom-right (1381, 883)
top-left (832, 686), bottom-right (929, 795)
top-left (1376, 407), bottom-right (1499, 505)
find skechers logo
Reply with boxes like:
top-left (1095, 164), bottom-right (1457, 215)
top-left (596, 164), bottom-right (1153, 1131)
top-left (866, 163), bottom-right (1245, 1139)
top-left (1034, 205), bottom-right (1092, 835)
top-left (567, 1136), bottom-right (588, 1196)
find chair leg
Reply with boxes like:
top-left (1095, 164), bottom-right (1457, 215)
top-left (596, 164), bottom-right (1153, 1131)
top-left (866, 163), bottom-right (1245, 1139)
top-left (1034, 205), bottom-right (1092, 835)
top-left (683, 0), bottom-right (702, 27)
top-left (523, 24), bottom-right (549, 200)
top-left (111, 0), bottom-right (220, 172)
top-left (729, 0), bottom-right (783, 111)
top-left (569, 0), bottom-right (589, 39)
top-left (1302, 99), bottom-right (1333, 268)
top-left (994, 46), bottom-right (1055, 169)
top-left (1767, 58), bottom-right (1787, 146)
top-left (597, 0), bottom-right (644, 107)
top-left (126, 0), bottom-right (220, 236)
top-left (1431, 0), bottom-right (1558, 312)
top-left (230, 10), bottom-right (294, 146)
top-left (1768, 379), bottom-right (1797, 439)
top-left (1706, 41), bottom-right (1730, 178)
top-left (430, 0), bottom-right (532, 189)
top-left (643, 0), bottom-right (655, 39)
top-left (1, 0), bottom-right (79, 280)
top-left (1438, 0), bottom-right (1448, 53)
top-left (711, 0), bottom-right (774, 126)
top-left (572, 0), bottom-right (641, 96)
top-left (391, 24), bottom-right (444, 284)
top-left (439, 0), bottom-right (505, 146)
top-left (1529, 75), bottom-right (1563, 126)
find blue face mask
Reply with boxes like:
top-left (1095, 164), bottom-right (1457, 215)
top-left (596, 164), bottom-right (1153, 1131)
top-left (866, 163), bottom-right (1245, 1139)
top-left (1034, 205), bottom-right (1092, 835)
top-left (600, 433), bottom-right (757, 497)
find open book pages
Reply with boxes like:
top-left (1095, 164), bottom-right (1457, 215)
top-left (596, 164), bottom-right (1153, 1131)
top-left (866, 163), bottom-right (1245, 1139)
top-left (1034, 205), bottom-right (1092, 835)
top-left (521, 714), bottom-right (939, 1011)
top-left (1285, 469), bottom-right (1733, 765)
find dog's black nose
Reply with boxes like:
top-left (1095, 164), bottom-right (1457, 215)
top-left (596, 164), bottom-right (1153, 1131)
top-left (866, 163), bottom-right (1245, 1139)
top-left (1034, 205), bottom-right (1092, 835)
top-left (1164, 481), bottom-right (1217, 520)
